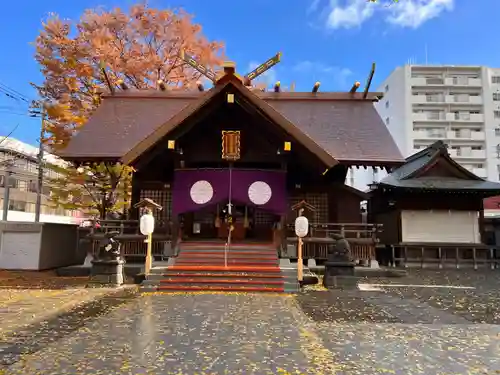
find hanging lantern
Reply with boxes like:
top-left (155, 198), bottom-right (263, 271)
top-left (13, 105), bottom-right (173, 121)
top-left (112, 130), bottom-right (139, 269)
top-left (295, 216), bottom-right (309, 238)
top-left (140, 212), bottom-right (155, 235)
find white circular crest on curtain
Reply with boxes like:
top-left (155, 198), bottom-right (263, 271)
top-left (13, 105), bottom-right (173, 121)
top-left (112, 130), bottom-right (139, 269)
top-left (248, 181), bottom-right (272, 205)
top-left (190, 180), bottom-right (214, 204)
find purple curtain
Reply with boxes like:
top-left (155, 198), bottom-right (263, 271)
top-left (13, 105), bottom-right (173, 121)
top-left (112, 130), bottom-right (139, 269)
top-left (172, 169), bottom-right (287, 216)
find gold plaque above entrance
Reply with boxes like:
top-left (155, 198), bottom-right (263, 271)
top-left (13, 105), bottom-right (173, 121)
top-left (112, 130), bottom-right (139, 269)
top-left (222, 130), bottom-right (241, 161)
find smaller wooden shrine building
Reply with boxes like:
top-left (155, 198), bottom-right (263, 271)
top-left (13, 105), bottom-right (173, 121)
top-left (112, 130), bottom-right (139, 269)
top-left (368, 141), bottom-right (500, 246)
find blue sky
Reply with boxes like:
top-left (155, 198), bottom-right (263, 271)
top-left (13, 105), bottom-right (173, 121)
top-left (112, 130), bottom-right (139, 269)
top-left (0, 0), bottom-right (499, 146)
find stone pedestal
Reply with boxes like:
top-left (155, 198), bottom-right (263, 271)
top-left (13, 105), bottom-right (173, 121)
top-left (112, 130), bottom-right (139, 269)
top-left (90, 258), bottom-right (125, 286)
top-left (323, 259), bottom-right (356, 289)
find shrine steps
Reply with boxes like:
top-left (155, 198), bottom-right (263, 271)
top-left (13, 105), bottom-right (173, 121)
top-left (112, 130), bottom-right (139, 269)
top-left (142, 269), bottom-right (291, 293)
top-left (141, 242), bottom-right (298, 293)
top-left (179, 242), bottom-right (276, 252)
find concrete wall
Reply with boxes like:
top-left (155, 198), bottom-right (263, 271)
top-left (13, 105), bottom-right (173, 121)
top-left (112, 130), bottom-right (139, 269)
top-left (0, 221), bottom-right (80, 270)
top-left (0, 209), bottom-right (81, 224)
top-left (39, 222), bottom-right (81, 270)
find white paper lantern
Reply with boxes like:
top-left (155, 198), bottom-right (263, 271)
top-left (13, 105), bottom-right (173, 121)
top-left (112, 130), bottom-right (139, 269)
top-left (295, 216), bottom-right (309, 238)
top-left (140, 213), bottom-right (155, 235)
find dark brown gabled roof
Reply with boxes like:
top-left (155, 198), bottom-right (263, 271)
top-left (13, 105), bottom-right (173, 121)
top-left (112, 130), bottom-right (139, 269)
top-left (377, 141), bottom-right (500, 194)
top-left (59, 82), bottom-right (404, 166)
top-left (121, 80), bottom-right (338, 167)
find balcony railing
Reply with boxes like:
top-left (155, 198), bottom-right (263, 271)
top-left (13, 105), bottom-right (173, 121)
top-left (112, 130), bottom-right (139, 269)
top-left (472, 167), bottom-right (487, 177)
top-left (446, 95), bottom-right (483, 104)
top-left (455, 149), bottom-right (486, 158)
top-left (413, 112), bottom-right (484, 123)
top-left (413, 130), bottom-right (446, 139)
top-left (444, 77), bottom-right (482, 87)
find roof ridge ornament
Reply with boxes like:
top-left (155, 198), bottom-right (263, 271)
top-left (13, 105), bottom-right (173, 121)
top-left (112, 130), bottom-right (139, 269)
top-left (243, 52), bottom-right (282, 86)
top-left (362, 62), bottom-right (376, 99)
top-left (178, 50), bottom-right (217, 84)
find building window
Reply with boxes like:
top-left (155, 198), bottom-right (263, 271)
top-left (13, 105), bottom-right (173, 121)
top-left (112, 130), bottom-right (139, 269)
top-left (496, 128), bottom-right (500, 137)
top-left (495, 111), bottom-right (500, 119)
top-left (385, 117), bottom-right (390, 125)
top-left (28, 181), bottom-right (37, 192)
top-left (384, 85), bottom-right (389, 93)
top-left (385, 101), bottom-right (389, 108)
top-left (17, 180), bottom-right (27, 192)
top-left (8, 200), bottom-right (26, 212)
top-left (492, 76), bottom-right (500, 84)
top-left (493, 93), bottom-right (500, 101)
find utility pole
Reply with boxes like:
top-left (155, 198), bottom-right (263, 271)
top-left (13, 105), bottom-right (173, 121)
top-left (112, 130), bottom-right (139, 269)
top-left (2, 161), bottom-right (14, 221)
top-left (34, 105), bottom-right (45, 222)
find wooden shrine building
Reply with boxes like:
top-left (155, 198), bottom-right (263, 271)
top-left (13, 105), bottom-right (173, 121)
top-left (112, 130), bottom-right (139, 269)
top-left (368, 141), bottom-right (500, 267)
top-left (59, 56), bottom-right (404, 257)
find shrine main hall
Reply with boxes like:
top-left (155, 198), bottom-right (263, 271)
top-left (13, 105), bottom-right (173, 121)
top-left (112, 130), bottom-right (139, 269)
top-left (60, 58), bottom-right (403, 251)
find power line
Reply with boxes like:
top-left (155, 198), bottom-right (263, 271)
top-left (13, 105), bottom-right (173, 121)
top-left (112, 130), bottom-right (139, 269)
top-left (0, 81), bottom-right (32, 103)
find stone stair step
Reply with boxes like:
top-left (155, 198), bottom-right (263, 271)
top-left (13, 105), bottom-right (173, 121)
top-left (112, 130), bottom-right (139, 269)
top-left (145, 271), bottom-right (283, 281)
top-left (158, 278), bottom-right (284, 286)
top-left (177, 255), bottom-right (277, 260)
top-left (180, 246), bottom-right (275, 251)
top-left (178, 251), bottom-right (277, 257)
top-left (165, 265), bottom-right (282, 272)
top-left (174, 260), bottom-right (278, 266)
top-left (155, 285), bottom-right (285, 292)
top-left (159, 272), bottom-right (284, 278)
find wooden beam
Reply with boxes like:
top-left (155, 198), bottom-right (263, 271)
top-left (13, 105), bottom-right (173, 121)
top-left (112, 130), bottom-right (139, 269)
top-left (179, 50), bottom-right (217, 83)
top-left (243, 52), bottom-right (282, 84)
top-left (363, 63), bottom-right (376, 99)
top-left (349, 81), bottom-right (360, 93)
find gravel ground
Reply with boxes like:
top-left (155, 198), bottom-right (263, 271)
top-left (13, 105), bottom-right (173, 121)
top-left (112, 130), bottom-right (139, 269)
top-left (1, 269), bottom-right (500, 374)
top-left (295, 269), bottom-right (500, 374)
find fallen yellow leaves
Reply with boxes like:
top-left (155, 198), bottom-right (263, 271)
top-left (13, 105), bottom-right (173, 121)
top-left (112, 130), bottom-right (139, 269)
top-left (142, 291), bottom-right (292, 297)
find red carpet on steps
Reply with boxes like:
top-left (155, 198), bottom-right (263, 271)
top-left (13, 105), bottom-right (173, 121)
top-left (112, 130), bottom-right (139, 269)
top-left (152, 241), bottom-right (285, 293)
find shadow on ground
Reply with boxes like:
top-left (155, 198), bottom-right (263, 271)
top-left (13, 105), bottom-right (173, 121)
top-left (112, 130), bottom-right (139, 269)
top-left (0, 287), bottom-right (138, 367)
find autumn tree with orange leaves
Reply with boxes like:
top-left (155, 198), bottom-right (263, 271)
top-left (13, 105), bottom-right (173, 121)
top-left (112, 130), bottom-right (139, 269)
top-left (34, 4), bottom-right (224, 218)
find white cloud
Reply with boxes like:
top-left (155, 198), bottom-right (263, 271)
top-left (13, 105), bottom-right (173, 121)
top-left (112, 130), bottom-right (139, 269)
top-left (293, 61), bottom-right (353, 88)
top-left (386, 0), bottom-right (454, 28)
top-left (326, 0), bottom-right (376, 29)
top-left (320, 0), bottom-right (454, 30)
top-left (307, 0), bottom-right (322, 14)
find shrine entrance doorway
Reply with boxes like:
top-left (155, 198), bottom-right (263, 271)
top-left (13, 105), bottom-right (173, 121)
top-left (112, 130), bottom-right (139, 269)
top-left (172, 168), bottom-right (285, 242)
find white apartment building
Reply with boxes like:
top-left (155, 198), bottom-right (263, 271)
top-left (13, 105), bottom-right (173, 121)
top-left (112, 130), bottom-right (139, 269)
top-left (0, 136), bottom-right (82, 224)
top-left (350, 65), bottom-right (500, 191)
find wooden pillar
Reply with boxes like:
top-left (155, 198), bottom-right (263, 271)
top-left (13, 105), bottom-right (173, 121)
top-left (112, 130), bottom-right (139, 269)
top-left (130, 174), bottom-right (141, 220)
top-left (479, 199), bottom-right (486, 244)
top-left (170, 215), bottom-right (180, 255)
top-left (279, 214), bottom-right (287, 257)
top-left (280, 155), bottom-right (288, 256)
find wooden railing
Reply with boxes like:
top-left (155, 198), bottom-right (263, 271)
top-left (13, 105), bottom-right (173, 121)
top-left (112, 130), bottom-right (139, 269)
top-left (77, 220), bottom-right (172, 260)
top-left (285, 223), bottom-right (382, 261)
top-left (380, 243), bottom-right (500, 269)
